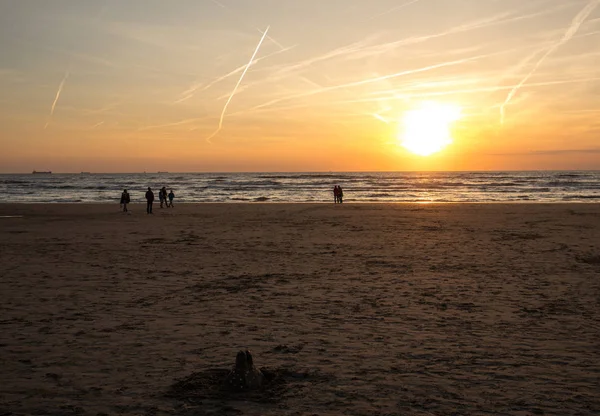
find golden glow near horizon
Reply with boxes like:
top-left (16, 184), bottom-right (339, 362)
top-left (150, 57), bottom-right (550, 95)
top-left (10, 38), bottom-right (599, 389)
top-left (0, 0), bottom-right (599, 172)
top-left (399, 102), bottom-right (461, 156)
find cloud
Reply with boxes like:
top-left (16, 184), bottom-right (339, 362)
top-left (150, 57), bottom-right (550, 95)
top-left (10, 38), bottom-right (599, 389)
top-left (492, 148), bottom-right (600, 156)
top-left (500, 0), bottom-right (600, 124)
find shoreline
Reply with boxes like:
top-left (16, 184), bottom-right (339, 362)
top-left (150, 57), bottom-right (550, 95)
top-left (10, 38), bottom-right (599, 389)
top-left (0, 202), bottom-right (598, 218)
top-left (1, 201), bottom-right (599, 206)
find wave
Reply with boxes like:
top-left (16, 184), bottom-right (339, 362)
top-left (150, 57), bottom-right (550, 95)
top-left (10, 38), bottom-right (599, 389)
top-left (366, 193), bottom-right (393, 198)
top-left (556, 173), bottom-right (586, 178)
top-left (3, 171), bottom-right (600, 203)
top-left (562, 195), bottom-right (600, 200)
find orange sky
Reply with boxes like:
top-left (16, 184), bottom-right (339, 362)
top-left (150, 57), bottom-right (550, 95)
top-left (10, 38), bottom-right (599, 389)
top-left (1, 0), bottom-right (599, 172)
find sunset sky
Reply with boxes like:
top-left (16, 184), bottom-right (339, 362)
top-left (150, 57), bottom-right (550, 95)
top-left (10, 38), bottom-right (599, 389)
top-left (1, 0), bottom-right (599, 172)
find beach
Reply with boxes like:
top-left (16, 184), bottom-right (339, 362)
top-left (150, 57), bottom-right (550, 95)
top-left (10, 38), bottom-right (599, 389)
top-left (1, 203), bottom-right (599, 415)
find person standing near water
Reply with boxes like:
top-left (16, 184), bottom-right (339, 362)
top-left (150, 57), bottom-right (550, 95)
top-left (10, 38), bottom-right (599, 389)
top-left (159, 187), bottom-right (165, 208)
top-left (161, 187), bottom-right (168, 207)
top-left (145, 187), bottom-right (154, 214)
top-left (168, 189), bottom-right (175, 207)
top-left (120, 189), bottom-right (130, 212)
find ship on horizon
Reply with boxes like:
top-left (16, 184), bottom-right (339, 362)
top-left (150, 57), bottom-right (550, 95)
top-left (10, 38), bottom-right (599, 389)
top-left (32, 170), bottom-right (52, 174)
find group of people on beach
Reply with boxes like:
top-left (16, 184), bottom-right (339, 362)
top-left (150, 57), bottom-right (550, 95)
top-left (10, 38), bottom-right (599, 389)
top-left (119, 187), bottom-right (175, 213)
top-left (145, 187), bottom-right (174, 213)
top-left (333, 185), bottom-right (344, 204)
top-left (121, 185), bottom-right (346, 210)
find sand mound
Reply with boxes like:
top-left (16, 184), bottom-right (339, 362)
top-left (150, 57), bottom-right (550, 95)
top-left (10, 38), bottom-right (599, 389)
top-left (167, 367), bottom-right (333, 404)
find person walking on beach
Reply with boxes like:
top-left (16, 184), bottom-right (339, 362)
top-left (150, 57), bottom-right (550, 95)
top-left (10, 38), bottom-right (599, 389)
top-left (159, 187), bottom-right (165, 208)
top-left (145, 187), bottom-right (154, 214)
top-left (161, 187), bottom-right (168, 208)
top-left (168, 189), bottom-right (175, 207)
top-left (120, 189), bottom-right (130, 212)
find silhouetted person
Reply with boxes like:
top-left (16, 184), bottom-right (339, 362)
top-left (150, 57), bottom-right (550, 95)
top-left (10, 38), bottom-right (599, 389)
top-left (338, 186), bottom-right (344, 203)
top-left (333, 185), bottom-right (339, 204)
top-left (168, 189), bottom-right (175, 207)
top-left (159, 187), bottom-right (165, 208)
top-left (120, 189), bottom-right (130, 212)
top-left (145, 187), bottom-right (154, 214)
top-left (161, 187), bottom-right (168, 208)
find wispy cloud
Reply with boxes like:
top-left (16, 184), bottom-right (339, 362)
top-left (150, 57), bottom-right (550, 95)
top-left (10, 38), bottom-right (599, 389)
top-left (232, 49), bottom-right (509, 116)
top-left (353, 4), bottom-right (572, 62)
top-left (500, 0), bottom-right (600, 124)
top-left (222, 75), bottom-right (600, 123)
top-left (216, 3), bottom-right (573, 116)
top-left (492, 148), bottom-right (600, 156)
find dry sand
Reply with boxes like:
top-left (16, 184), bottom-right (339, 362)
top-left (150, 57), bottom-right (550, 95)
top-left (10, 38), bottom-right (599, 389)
top-left (0, 203), bottom-right (599, 416)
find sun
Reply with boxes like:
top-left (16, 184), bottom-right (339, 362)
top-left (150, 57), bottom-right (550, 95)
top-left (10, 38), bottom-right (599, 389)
top-left (399, 102), bottom-right (461, 156)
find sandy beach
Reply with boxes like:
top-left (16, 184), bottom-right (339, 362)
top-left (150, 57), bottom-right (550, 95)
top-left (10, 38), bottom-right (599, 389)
top-left (0, 203), bottom-right (599, 416)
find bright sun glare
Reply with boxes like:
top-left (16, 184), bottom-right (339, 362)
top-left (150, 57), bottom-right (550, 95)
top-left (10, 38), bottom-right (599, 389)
top-left (399, 102), bottom-right (462, 156)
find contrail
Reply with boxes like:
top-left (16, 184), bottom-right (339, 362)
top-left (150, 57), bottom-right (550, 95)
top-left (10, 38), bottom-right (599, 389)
top-left (208, 0), bottom-right (285, 51)
top-left (44, 69), bottom-right (70, 129)
top-left (205, 25), bottom-right (270, 142)
top-left (369, 0), bottom-right (422, 20)
top-left (208, 0), bottom-right (226, 8)
top-left (500, 0), bottom-right (600, 124)
top-left (231, 50), bottom-right (498, 116)
top-left (372, 113), bottom-right (390, 123)
top-left (174, 45), bottom-right (294, 104)
top-left (259, 28), bottom-right (286, 51)
top-left (50, 70), bottom-right (69, 116)
top-left (223, 76), bottom-right (600, 120)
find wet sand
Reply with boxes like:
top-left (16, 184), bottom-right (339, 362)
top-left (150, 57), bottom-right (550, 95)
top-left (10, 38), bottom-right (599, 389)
top-left (1, 203), bottom-right (599, 415)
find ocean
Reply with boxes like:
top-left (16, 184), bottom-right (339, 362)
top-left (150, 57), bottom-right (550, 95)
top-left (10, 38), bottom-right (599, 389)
top-left (1, 171), bottom-right (600, 203)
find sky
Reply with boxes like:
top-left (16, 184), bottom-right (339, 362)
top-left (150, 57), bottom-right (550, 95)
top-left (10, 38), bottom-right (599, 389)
top-left (0, 0), bottom-right (599, 172)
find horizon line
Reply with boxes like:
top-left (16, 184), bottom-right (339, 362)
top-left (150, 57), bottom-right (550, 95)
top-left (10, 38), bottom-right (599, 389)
top-left (2, 169), bottom-right (600, 175)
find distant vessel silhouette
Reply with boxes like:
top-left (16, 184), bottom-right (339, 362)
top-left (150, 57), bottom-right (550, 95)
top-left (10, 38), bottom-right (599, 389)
top-left (158, 171), bottom-right (169, 173)
top-left (80, 171), bottom-right (91, 174)
top-left (32, 170), bottom-right (51, 174)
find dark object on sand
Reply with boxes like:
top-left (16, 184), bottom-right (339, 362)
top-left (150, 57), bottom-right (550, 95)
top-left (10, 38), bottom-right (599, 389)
top-left (167, 350), bottom-right (333, 404)
top-left (225, 350), bottom-right (265, 391)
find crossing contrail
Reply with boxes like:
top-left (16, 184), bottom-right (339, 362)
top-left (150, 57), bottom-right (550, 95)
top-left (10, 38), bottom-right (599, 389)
top-left (231, 50), bottom-right (500, 117)
top-left (174, 45), bottom-right (294, 104)
top-left (500, 0), bottom-right (600, 124)
top-left (205, 25), bottom-right (270, 143)
top-left (44, 69), bottom-right (70, 129)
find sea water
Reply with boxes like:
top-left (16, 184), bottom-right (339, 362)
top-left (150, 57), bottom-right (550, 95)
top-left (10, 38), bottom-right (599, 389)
top-left (1, 171), bottom-right (599, 203)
